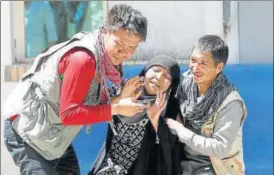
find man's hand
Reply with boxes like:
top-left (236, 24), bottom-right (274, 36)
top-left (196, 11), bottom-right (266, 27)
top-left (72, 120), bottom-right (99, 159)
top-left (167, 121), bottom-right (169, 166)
top-left (166, 118), bottom-right (185, 135)
top-left (110, 76), bottom-right (148, 117)
top-left (120, 76), bottom-right (144, 99)
top-left (147, 91), bottom-right (167, 132)
top-left (111, 97), bottom-right (148, 117)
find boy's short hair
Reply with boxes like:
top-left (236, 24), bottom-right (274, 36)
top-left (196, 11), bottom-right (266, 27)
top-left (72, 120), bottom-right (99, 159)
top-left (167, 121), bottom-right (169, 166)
top-left (195, 35), bottom-right (229, 65)
top-left (106, 4), bottom-right (148, 41)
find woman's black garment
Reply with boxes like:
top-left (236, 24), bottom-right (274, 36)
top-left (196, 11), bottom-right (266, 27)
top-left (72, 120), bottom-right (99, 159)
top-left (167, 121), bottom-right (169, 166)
top-left (89, 97), bottom-right (182, 175)
top-left (127, 118), bottom-right (182, 175)
top-left (89, 55), bottom-right (182, 175)
top-left (129, 96), bottom-right (182, 175)
top-left (92, 115), bottom-right (149, 175)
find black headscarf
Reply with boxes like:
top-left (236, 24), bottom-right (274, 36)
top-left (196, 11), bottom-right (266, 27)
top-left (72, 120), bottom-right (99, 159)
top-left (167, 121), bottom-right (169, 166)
top-left (89, 55), bottom-right (182, 175)
top-left (129, 56), bottom-right (182, 175)
top-left (139, 55), bottom-right (181, 98)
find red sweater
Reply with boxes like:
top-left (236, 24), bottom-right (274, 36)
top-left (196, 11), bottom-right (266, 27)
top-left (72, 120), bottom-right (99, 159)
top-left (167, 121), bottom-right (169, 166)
top-left (9, 48), bottom-right (112, 125)
top-left (58, 48), bottom-right (112, 125)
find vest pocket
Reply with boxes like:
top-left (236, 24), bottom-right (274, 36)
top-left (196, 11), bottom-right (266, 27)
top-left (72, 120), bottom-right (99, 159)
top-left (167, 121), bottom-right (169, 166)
top-left (17, 82), bottom-right (70, 159)
top-left (221, 151), bottom-right (239, 160)
top-left (23, 93), bottom-right (65, 144)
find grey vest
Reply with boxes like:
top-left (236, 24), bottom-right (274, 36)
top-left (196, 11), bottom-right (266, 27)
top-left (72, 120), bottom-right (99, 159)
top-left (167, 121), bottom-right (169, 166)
top-left (3, 31), bottom-right (102, 160)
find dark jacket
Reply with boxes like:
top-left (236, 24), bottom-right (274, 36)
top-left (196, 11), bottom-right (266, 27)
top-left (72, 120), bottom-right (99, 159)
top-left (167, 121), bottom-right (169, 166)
top-left (89, 96), bottom-right (182, 175)
top-left (89, 55), bottom-right (182, 175)
top-left (127, 97), bottom-right (182, 175)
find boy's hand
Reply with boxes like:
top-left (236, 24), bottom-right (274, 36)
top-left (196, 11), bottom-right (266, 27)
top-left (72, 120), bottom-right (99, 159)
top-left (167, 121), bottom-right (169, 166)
top-left (120, 76), bottom-right (144, 99)
top-left (166, 118), bottom-right (185, 135)
top-left (111, 97), bottom-right (148, 117)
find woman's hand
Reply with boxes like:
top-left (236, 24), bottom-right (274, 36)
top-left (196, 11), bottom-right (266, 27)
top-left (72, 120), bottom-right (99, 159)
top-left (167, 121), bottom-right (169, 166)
top-left (147, 90), bottom-right (167, 132)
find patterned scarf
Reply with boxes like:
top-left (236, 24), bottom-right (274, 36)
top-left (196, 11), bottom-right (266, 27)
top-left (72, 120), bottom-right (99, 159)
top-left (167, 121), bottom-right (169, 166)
top-left (96, 116), bottom-right (149, 175)
top-left (177, 70), bottom-right (236, 129)
top-left (95, 28), bottom-right (124, 103)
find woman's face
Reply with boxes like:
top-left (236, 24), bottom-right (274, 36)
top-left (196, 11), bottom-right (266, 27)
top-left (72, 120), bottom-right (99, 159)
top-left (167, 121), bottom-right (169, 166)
top-left (144, 65), bottom-right (172, 95)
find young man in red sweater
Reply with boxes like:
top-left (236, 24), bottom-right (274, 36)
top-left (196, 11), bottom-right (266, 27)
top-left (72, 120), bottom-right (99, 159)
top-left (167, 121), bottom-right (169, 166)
top-left (3, 4), bottom-right (148, 175)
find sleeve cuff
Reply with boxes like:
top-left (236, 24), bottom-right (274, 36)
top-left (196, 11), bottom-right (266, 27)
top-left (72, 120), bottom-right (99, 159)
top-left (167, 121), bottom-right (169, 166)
top-left (100, 105), bottom-right (112, 121)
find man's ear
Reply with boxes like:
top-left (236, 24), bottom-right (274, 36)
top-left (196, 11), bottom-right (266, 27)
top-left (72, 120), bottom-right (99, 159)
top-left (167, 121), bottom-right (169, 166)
top-left (216, 62), bottom-right (224, 74)
top-left (102, 27), bottom-right (108, 34)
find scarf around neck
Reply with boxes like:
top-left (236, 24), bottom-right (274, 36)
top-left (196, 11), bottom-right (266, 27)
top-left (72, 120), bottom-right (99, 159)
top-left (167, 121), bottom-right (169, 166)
top-left (177, 70), bottom-right (237, 129)
top-left (95, 28), bottom-right (124, 103)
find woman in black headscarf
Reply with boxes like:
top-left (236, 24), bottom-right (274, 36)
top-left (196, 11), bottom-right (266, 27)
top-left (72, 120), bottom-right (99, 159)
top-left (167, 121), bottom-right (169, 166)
top-left (89, 55), bottom-right (182, 175)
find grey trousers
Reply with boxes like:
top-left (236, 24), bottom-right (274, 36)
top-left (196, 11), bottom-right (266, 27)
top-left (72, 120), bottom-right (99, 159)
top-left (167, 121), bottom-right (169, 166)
top-left (4, 120), bottom-right (80, 175)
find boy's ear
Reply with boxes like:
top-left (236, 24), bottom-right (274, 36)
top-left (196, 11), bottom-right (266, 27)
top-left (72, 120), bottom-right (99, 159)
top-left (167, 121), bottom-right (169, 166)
top-left (102, 27), bottom-right (108, 34)
top-left (216, 62), bottom-right (224, 74)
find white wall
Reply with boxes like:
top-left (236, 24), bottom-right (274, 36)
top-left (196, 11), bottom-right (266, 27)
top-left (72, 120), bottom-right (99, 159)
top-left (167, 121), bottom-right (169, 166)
top-left (1, 1), bottom-right (19, 175)
top-left (109, 1), bottom-right (226, 62)
top-left (225, 1), bottom-right (240, 64)
top-left (238, 1), bottom-right (273, 63)
top-left (1, 2), bottom-right (17, 112)
top-left (1, 1), bottom-right (17, 103)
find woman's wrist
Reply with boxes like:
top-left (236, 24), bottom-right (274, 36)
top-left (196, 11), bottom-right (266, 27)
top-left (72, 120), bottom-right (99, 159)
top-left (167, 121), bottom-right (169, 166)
top-left (151, 118), bottom-right (159, 132)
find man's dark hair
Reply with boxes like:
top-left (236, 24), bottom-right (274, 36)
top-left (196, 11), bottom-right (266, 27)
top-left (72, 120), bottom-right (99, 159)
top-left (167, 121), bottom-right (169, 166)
top-left (195, 35), bottom-right (229, 65)
top-left (106, 4), bottom-right (148, 41)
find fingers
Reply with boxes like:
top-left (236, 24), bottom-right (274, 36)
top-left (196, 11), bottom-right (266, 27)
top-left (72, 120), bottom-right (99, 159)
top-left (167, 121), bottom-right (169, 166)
top-left (126, 76), bottom-right (144, 91)
top-left (136, 107), bottom-right (146, 114)
top-left (128, 76), bottom-right (138, 86)
top-left (166, 118), bottom-right (176, 127)
top-left (159, 93), bottom-right (166, 107)
top-left (160, 100), bottom-right (167, 111)
top-left (166, 118), bottom-right (181, 130)
top-left (159, 90), bottom-right (163, 101)
top-left (166, 118), bottom-right (173, 122)
top-left (117, 98), bottom-right (149, 117)
top-left (134, 82), bottom-right (144, 92)
top-left (124, 77), bottom-right (134, 87)
top-left (159, 79), bottom-right (164, 92)
top-left (146, 101), bottom-right (152, 108)
top-left (132, 89), bottom-right (143, 100)
top-left (166, 121), bottom-right (174, 130)
top-left (132, 102), bottom-right (148, 109)
top-left (155, 90), bottom-right (166, 108)
top-left (132, 77), bottom-right (144, 87)
top-left (127, 76), bottom-right (143, 86)
top-left (122, 76), bottom-right (144, 99)
top-left (129, 104), bottom-right (147, 116)
top-left (131, 98), bottom-right (138, 103)
top-left (155, 90), bottom-right (160, 105)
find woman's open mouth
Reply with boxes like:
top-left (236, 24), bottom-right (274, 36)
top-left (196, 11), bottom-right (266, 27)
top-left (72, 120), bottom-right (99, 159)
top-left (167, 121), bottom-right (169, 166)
top-left (193, 72), bottom-right (203, 79)
top-left (149, 81), bottom-right (161, 88)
